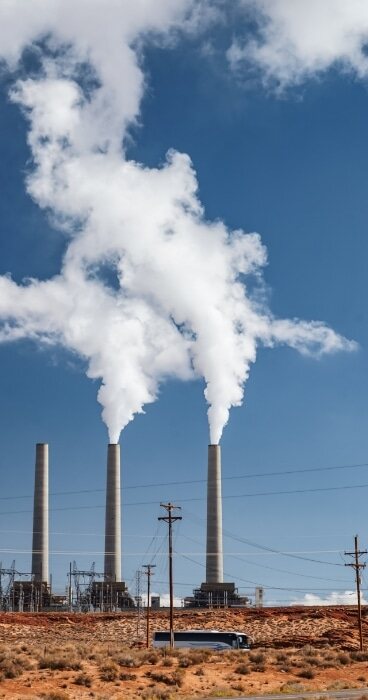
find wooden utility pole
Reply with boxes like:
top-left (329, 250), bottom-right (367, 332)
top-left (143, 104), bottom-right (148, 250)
top-left (143, 564), bottom-right (156, 648)
top-left (135, 570), bottom-right (142, 639)
top-left (345, 534), bottom-right (367, 650)
top-left (158, 502), bottom-right (182, 649)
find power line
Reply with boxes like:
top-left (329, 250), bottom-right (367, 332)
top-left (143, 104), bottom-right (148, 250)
top-left (148, 580), bottom-right (358, 592)
top-left (221, 528), bottom-right (345, 567)
top-left (1, 460), bottom-right (368, 501)
top-left (2, 480), bottom-right (368, 517)
top-left (176, 550), bottom-right (351, 594)
top-left (0, 547), bottom-right (349, 556)
top-left (0, 527), bottom-right (357, 540)
top-left (182, 507), bottom-right (345, 568)
top-left (0, 528), bottom-right (165, 538)
top-left (180, 533), bottom-right (350, 583)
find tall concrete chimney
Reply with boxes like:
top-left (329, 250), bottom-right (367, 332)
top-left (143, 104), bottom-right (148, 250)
top-left (31, 443), bottom-right (49, 583)
top-left (104, 443), bottom-right (122, 582)
top-left (206, 444), bottom-right (223, 583)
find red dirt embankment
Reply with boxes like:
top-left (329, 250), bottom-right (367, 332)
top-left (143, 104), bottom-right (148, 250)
top-left (0, 605), bottom-right (365, 649)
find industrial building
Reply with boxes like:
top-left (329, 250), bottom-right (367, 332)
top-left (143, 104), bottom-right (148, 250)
top-left (1, 441), bottom-right (249, 611)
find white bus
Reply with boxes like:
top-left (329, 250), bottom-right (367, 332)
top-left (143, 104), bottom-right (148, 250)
top-left (152, 630), bottom-right (251, 651)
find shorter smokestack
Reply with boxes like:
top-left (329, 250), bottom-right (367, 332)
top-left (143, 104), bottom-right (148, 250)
top-left (206, 444), bottom-right (223, 583)
top-left (32, 443), bottom-right (49, 583)
top-left (104, 443), bottom-right (122, 582)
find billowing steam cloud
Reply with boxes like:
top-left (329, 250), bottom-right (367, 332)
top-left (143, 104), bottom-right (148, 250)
top-left (0, 0), bottom-right (356, 444)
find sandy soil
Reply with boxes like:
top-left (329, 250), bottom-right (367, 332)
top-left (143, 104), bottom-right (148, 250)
top-left (0, 606), bottom-right (367, 699)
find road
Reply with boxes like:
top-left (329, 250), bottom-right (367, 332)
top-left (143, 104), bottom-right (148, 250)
top-left (204, 689), bottom-right (368, 700)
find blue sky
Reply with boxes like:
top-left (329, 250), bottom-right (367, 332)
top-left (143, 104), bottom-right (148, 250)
top-left (0, 1), bottom-right (368, 604)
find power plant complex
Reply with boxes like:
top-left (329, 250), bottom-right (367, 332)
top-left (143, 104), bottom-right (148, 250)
top-left (0, 442), bottom-right (248, 611)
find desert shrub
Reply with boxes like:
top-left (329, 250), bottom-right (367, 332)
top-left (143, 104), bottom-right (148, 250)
top-left (351, 651), bottom-right (368, 662)
top-left (120, 671), bottom-right (137, 680)
top-left (254, 663), bottom-right (266, 673)
top-left (209, 689), bottom-right (238, 698)
top-left (232, 683), bottom-right (245, 692)
top-left (146, 671), bottom-right (174, 685)
top-left (161, 656), bottom-right (174, 667)
top-left (0, 659), bottom-right (22, 679)
top-left (43, 693), bottom-right (70, 700)
top-left (0, 652), bottom-right (31, 679)
top-left (280, 682), bottom-right (306, 693)
top-left (307, 654), bottom-right (322, 666)
top-left (235, 663), bottom-right (250, 675)
top-left (172, 669), bottom-right (185, 687)
top-left (337, 653), bottom-right (351, 666)
top-left (358, 676), bottom-right (367, 682)
top-left (249, 651), bottom-right (265, 664)
top-left (298, 667), bottom-right (315, 679)
top-left (99, 661), bottom-right (119, 681)
top-left (276, 652), bottom-right (288, 663)
top-left (279, 665), bottom-right (291, 673)
top-left (147, 669), bottom-right (184, 687)
top-left (140, 688), bottom-right (171, 700)
top-left (74, 672), bottom-right (92, 687)
top-left (116, 653), bottom-right (141, 668)
top-left (195, 667), bottom-right (205, 676)
top-left (178, 655), bottom-right (191, 668)
top-left (177, 650), bottom-right (208, 667)
top-left (302, 645), bottom-right (317, 656)
top-left (39, 653), bottom-right (81, 671)
top-left (188, 648), bottom-right (211, 664)
top-left (142, 651), bottom-right (160, 665)
top-left (321, 657), bottom-right (338, 669)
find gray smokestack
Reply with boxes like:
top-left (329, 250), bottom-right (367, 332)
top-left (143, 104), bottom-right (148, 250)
top-left (104, 443), bottom-right (122, 582)
top-left (206, 444), bottom-right (223, 583)
top-left (31, 443), bottom-right (49, 583)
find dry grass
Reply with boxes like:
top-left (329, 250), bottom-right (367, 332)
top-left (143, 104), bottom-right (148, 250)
top-left (2, 634), bottom-right (368, 698)
top-left (74, 671), bottom-right (92, 686)
top-left (99, 660), bottom-right (120, 681)
top-left (235, 662), bottom-right (250, 675)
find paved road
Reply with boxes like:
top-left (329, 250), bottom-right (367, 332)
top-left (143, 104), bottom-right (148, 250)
top-left (204, 689), bottom-right (368, 700)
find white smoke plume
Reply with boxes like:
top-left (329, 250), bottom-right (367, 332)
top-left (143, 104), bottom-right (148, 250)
top-left (0, 0), bottom-right (356, 444)
top-left (228, 0), bottom-right (368, 88)
top-left (291, 590), bottom-right (367, 607)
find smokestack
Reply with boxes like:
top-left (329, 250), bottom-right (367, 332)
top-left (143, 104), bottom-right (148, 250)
top-left (104, 443), bottom-right (122, 582)
top-left (31, 443), bottom-right (49, 583)
top-left (206, 444), bottom-right (223, 583)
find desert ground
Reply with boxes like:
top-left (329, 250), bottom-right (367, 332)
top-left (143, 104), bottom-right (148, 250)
top-left (0, 606), bottom-right (368, 699)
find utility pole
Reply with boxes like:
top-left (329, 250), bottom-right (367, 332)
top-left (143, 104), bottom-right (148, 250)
top-left (158, 502), bottom-right (182, 649)
top-left (135, 570), bottom-right (142, 639)
top-left (143, 564), bottom-right (156, 648)
top-left (345, 534), bottom-right (367, 651)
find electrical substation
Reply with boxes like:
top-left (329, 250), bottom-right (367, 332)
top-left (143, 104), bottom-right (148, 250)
top-left (0, 441), bottom-right (252, 612)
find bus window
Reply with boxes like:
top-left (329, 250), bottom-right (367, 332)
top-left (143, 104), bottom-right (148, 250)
top-left (237, 635), bottom-right (250, 649)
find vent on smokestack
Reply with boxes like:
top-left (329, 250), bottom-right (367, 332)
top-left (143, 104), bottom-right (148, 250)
top-left (206, 444), bottom-right (223, 584)
top-left (104, 443), bottom-right (122, 582)
top-left (32, 443), bottom-right (49, 583)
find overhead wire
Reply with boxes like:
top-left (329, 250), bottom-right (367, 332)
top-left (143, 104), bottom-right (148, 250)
top-left (181, 507), bottom-right (345, 568)
top-left (175, 551), bottom-right (355, 594)
top-left (2, 480), bottom-right (368, 517)
top-left (1, 459), bottom-right (368, 501)
top-left (180, 533), bottom-right (350, 583)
